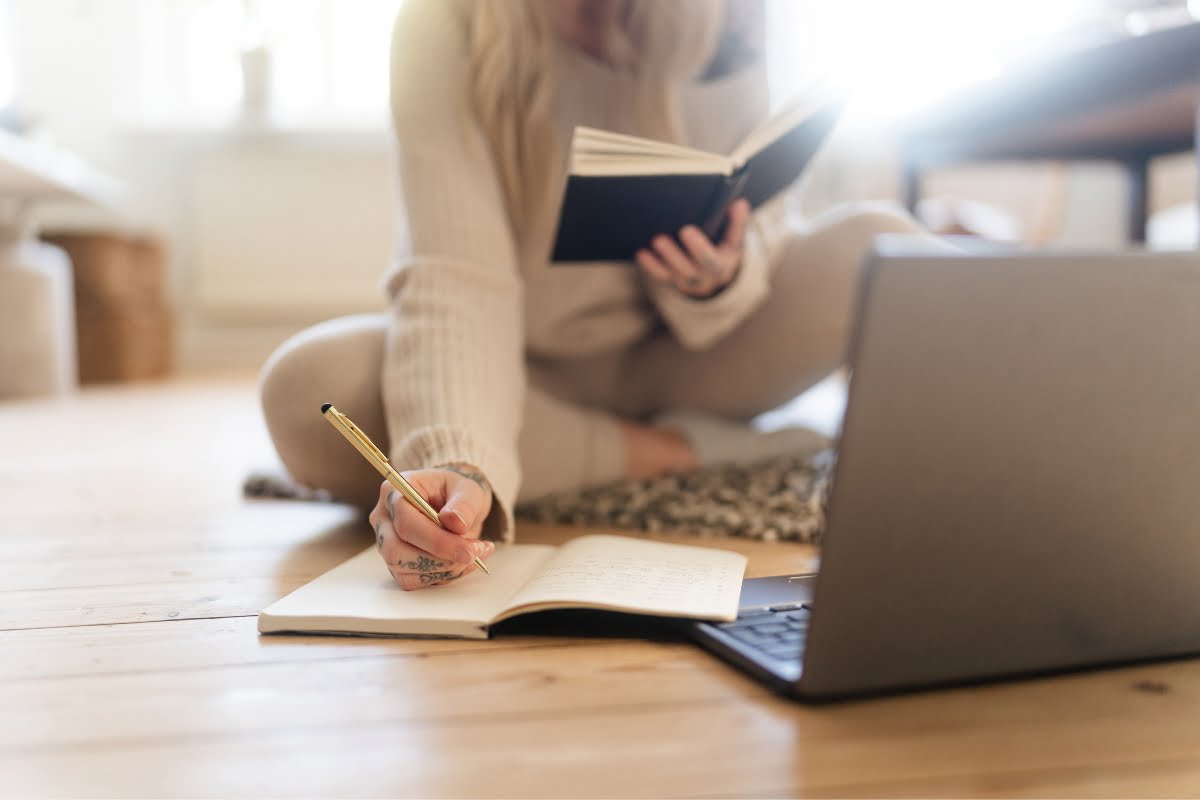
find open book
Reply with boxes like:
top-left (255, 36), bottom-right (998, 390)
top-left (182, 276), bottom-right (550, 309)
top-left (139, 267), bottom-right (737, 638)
top-left (258, 534), bottom-right (748, 639)
top-left (550, 95), bottom-right (843, 262)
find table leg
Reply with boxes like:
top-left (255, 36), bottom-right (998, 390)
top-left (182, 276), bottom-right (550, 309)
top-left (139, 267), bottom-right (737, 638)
top-left (1124, 153), bottom-right (1149, 244)
top-left (902, 159), bottom-right (922, 215)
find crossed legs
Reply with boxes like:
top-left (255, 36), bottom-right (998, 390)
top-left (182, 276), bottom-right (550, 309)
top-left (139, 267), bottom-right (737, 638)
top-left (259, 206), bottom-right (923, 506)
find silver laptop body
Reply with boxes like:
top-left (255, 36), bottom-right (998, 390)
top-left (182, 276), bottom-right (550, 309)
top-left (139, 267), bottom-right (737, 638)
top-left (693, 242), bottom-right (1200, 701)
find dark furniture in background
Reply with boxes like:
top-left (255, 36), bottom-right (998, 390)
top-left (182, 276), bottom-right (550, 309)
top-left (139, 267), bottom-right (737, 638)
top-left (899, 22), bottom-right (1200, 243)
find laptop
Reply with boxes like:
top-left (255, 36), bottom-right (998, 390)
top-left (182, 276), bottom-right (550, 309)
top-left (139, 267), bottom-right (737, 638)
top-left (692, 240), bottom-right (1200, 701)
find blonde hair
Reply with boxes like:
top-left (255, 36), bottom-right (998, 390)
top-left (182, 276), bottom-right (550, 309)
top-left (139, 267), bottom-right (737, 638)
top-left (468, 0), bottom-right (726, 234)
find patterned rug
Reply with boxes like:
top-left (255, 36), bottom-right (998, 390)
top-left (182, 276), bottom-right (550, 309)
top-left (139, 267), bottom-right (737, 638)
top-left (515, 450), bottom-right (836, 544)
top-left (245, 450), bottom-right (836, 545)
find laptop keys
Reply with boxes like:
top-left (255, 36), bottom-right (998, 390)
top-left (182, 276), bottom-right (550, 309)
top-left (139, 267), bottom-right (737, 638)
top-left (761, 642), bottom-right (804, 660)
top-left (719, 606), bottom-right (810, 661)
top-left (735, 607), bottom-right (774, 619)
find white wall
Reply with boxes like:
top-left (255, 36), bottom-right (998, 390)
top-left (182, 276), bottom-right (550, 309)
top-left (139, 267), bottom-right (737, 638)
top-left (166, 131), bottom-right (395, 322)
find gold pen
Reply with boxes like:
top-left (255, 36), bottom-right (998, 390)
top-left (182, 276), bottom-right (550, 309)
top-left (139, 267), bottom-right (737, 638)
top-left (320, 403), bottom-right (491, 575)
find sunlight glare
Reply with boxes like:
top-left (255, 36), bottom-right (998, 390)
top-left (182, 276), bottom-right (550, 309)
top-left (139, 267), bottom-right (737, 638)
top-left (770, 0), bottom-right (1091, 127)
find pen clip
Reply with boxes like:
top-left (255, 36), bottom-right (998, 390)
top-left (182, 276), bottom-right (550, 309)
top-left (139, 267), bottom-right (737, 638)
top-left (333, 410), bottom-right (390, 465)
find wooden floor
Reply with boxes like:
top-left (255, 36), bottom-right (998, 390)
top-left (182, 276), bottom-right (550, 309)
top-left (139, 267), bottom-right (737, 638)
top-left (5, 376), bottom-right (1200, 798)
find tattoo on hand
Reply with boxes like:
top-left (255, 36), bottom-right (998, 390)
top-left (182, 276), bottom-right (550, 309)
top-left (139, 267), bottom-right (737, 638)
top-left (441, 464), bottom-right (490, 492)
top-left (419, 570), bottom-right (460, 584)
top-left (395, 554), bottom-right (447, 572)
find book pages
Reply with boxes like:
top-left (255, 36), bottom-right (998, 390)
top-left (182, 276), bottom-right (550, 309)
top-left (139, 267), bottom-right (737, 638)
top-left (258, 545), bottom-right (554, 637)
top-left (499, 535), bottom-right (746, 622)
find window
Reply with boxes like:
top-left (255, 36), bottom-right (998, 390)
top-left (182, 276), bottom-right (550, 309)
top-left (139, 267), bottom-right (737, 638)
top-left (136, 0), bottom-right (404, 126)
top-left (765, 0), bottom-right (1198, 124)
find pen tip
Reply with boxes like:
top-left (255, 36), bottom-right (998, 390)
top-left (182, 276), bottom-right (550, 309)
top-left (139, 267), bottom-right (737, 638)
top-left (320, 402), bottom-right (332, 413)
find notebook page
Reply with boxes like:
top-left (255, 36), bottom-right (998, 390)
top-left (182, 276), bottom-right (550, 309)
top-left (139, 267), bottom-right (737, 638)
top-left (498, 535), bottom-right (746, 622)
top-left (259, 544), bottom-right (555, 636)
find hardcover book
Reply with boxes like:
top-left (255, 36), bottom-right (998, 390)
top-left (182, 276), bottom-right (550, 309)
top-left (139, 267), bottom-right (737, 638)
top-left (551, 95), bottom-right (843, 262)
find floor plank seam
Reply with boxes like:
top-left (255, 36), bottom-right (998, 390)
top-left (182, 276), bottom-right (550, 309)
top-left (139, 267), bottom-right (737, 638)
top-left (0, 576), bottom-right (333, 593)
top-left (0, 638), bottom-right (644, 683)
top-left (0, 694), bottom-right (769, 757)
top-left (0, 613), bottom-right (258, 633)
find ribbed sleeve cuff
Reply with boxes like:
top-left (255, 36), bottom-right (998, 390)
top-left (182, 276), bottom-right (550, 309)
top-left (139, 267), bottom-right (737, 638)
top-left (649, 227), bottom-right (771, 351)
top-left (390, 424), bottom-right (521, 543)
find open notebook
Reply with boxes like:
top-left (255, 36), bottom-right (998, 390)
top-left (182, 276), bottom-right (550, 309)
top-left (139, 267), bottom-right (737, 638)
top-left (258, 534), bottom-right (747, 639)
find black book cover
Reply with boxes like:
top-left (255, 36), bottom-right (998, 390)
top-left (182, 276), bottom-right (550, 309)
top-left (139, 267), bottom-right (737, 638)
top-left (550, 172), bottom-right (727, 263)
top-left (550, 101), bottom-right (842, 263)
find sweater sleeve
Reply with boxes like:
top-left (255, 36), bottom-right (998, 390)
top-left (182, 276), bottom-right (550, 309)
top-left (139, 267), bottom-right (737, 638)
top-left (646, 193), bottom-right (792, 351)
top-left (381, 0), bottom-right (524, 541)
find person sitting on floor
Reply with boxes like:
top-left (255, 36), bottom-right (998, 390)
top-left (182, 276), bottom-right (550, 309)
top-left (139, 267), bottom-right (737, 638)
top-left (259, 0), bottom-right (925, 589)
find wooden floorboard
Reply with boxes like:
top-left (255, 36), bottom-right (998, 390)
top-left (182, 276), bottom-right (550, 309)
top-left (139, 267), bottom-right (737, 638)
top-left (0, 616), bottom-right (569, 682)
top-left (5, 665), bottom-right (1200, 798)
top-left (5, 375), bottom-right (1200, 798)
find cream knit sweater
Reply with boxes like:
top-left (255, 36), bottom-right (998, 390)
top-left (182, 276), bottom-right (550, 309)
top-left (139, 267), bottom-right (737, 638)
top-left (385, 0), bottom-right (787, 539)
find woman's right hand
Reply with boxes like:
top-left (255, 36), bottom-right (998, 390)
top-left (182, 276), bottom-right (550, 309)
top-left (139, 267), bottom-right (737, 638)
top-left (367, 466), bottom-right (496, 590)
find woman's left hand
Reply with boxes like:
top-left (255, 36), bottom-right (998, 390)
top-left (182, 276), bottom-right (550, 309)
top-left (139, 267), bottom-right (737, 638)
top-left (636, 198), bottom-right (750, 299)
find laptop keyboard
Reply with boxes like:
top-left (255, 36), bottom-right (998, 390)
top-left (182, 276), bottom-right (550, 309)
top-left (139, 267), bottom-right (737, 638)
top-left (714, 602), bottom-right (811, 662)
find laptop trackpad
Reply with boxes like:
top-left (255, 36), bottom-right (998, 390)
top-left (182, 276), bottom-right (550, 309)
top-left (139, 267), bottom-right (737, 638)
top-left (738, 574), bottom-right (817, 610)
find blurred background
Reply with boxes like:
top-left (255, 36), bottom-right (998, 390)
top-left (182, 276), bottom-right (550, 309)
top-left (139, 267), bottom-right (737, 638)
top-left (0, 0), bottom-right (1197, 382)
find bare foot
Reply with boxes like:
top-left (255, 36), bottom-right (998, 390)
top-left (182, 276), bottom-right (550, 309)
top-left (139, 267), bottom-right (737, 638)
top-left (621, 421), bottom-right (699, 480)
